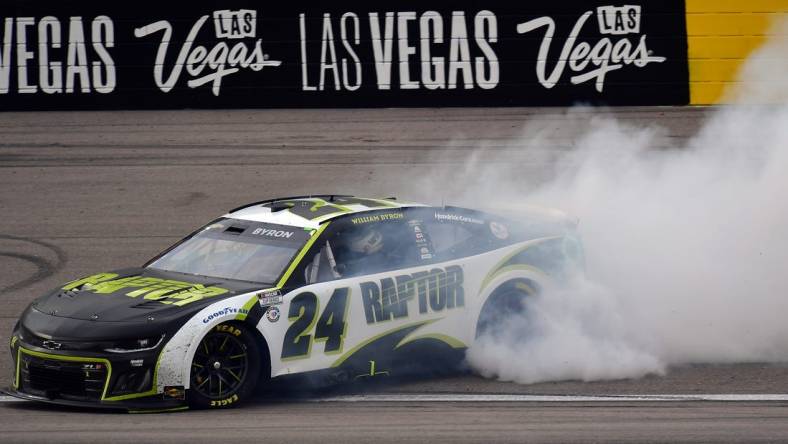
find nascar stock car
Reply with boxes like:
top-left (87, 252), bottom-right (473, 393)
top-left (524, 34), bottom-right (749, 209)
top-left (6, 195), bottom-right (583, 411)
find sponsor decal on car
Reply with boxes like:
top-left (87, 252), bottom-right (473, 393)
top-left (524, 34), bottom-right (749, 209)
top-left (266, 306), bottom-right (280, 322)
top-left (62, 273), bottom-right (229, 307)
top-left (163, 386), bottom-right (186, 400)
top-left (257, 288), bottom-right (283, 306)
top-left (489, 221), bottom-right (509, 239)
top-left (409, 220), bottom-right (434, 260)
top-left (202, 307), bottom-right (249, 323)
top-left (434, 213), bottom-right (484, 224)
top-left (360, 265), bottom-right (464, 324)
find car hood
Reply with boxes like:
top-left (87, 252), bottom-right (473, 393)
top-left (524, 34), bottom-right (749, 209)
top-left (30, 267), bottom-right (263, 324)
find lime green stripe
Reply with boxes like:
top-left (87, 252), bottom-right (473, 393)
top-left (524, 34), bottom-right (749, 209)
top-left (276, 223), bottom-right (330, 288)
top-left (311, 198), bottom-right (354, 213)
top-left (483, 264), bottom-right (546, 292)
top-left (14, 348), bottom-right (20, 389)
top-left (396, 333), bottom-right (467, 349)
top-left (515, 281), bottom-right (538, 295)
top-left (236, 294), bottom-right (264, 321)
top-left (11, 335), bottom-right (19, 388)
top-left (479, 237), bottom-right (560, 292)
top-left (304, 198), bottom-right (354, 223)
top-left (242, 295), bottom-right (259, 312)
top-left (331, 319), bottom-right (435, 368)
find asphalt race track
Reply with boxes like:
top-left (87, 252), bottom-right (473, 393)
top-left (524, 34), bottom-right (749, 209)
top-left (1, 107), bottom-right (787, 443)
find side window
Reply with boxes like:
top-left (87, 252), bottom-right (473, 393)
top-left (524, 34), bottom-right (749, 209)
top-left (422, 208), bottom-right (515, 260)
top-left (424, 222), bottom-right (478, 261)
top-left (331, 218), bottom-right (417, 278)
top-left (303, 240), bottom-right (342, 284)
top-left (303, 215), bottom-right (423, 281)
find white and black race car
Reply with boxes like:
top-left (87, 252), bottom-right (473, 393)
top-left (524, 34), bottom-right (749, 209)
top-left (7, 195), bottom-right (582, 411)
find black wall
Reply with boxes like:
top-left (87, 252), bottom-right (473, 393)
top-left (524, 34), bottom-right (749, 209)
top-left (0, 1), bottom-right (689, 110)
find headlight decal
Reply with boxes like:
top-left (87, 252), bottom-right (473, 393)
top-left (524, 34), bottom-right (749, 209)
top-left (103, 334), bottom-right (166, 354)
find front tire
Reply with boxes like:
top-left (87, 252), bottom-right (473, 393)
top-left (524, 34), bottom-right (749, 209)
top-left (188, 323), bottom-right (261, 409)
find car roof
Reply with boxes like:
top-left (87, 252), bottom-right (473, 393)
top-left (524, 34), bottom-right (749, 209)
top-left (224, 195), bottom-right (427, 229)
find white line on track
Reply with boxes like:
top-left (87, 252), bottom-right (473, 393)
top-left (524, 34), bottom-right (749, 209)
top-left (2, 394), bottom-right (787, 404)
top-left (313, 394), bottom-right (788, 402)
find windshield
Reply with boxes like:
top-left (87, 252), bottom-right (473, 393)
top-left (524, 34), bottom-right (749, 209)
top-left (147, 219), bottom-right (312, 284)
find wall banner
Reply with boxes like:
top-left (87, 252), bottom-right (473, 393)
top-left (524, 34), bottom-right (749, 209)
top-left (0, 1), bottom-right (689, 110)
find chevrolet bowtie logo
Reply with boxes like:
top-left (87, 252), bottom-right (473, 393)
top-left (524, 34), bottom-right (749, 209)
top-left (42, 340), bottom-right (63, 350)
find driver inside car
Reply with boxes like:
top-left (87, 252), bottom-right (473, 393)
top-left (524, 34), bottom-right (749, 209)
top-left (335, 226), bottom-right (388, 277)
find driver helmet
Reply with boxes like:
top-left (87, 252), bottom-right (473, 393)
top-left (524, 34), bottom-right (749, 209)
top-left (347, 227), bottom-right (384, 255)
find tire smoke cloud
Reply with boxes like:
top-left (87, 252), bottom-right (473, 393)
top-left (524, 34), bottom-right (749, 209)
top-left (416, 20), bottom-right (788, 384)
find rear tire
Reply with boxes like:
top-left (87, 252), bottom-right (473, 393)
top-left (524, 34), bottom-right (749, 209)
top-left (188, 323), bottom-right (261, 409)
top-left (475, 280), bottom-right (537, 339)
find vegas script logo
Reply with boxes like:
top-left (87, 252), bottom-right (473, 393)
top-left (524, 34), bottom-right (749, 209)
top-left (134, 9), bottom-right (281, 96)
top-left (517, 5), bottom-right (665, 93)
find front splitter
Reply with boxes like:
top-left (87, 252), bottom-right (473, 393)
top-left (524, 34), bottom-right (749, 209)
top-left (2, 386), bottom-right (188, 413)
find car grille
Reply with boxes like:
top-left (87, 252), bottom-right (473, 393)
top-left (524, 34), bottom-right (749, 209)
top-left (19, 353), bottom-right (108, 401)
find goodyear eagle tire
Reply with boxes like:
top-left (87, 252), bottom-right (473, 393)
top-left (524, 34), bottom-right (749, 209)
top-left (188, 323), bottom-right (261, 409)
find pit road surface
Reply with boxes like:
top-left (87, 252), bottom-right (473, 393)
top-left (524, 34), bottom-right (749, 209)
top-left (1, 107), bottom-right (787, 443)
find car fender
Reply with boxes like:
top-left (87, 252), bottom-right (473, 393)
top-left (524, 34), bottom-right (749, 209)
top-left (155, 292), bottom-right (265, 391)
top-left (470, 238), bottom-right (560, 337)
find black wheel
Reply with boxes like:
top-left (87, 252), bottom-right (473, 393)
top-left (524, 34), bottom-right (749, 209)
top-left (189, 323), bottom-right (261, 409)
top-left (475, 280), bottom-right (537, 339)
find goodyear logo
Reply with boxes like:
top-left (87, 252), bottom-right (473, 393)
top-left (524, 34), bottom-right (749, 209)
top-left (62, 273), bottom-right (229, 306)
top-left (202, 306), bottom-right (248, 323)
top-left (360, 265), bottom-right (464, 324)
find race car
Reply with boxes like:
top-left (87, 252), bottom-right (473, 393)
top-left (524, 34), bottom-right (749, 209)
top-left (6, 195), bottom-right (582, 411)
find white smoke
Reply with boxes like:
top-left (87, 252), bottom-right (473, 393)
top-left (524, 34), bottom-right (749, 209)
top-left (446, 20), bottom-right (788, 384)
